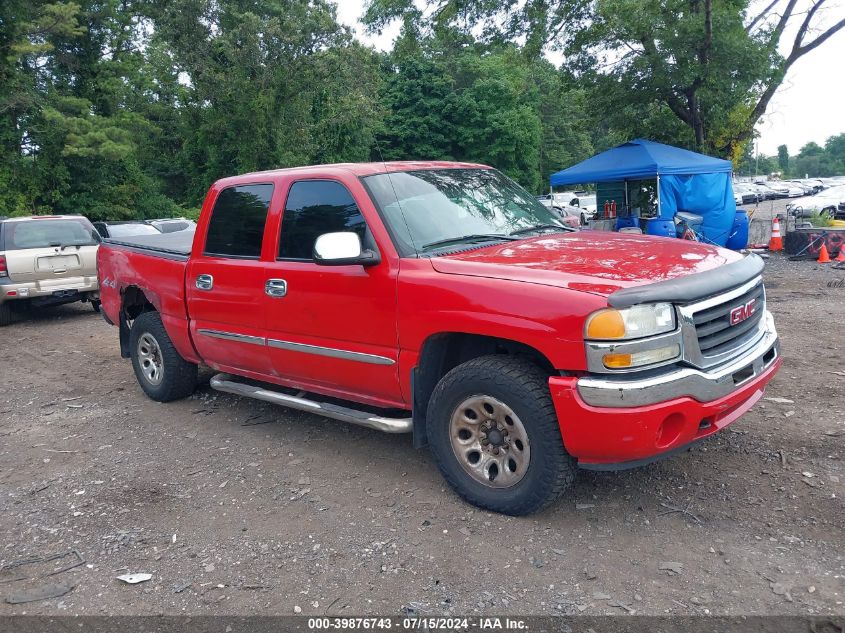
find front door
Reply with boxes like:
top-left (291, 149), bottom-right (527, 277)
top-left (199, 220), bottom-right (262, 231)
top-left (263, 179), bottom-right (402, 407)
top-left (186, 183), bottom-right (274, 376)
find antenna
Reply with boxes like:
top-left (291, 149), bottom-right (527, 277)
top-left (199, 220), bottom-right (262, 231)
top-left (372, 136), bottom-right (420, 254)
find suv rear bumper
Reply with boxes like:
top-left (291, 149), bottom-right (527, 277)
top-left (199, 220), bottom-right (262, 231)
top-left (0, 275), bottom-right (99, 304)
top-left (549, 312), bottom-right (781, 467)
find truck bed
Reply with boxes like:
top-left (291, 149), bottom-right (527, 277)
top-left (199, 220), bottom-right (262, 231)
top-left (103, 229), bottom-right (194, 259)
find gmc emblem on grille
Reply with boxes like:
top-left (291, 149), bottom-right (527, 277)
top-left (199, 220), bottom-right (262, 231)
top-left (730, 299), bottom-right (756, 325)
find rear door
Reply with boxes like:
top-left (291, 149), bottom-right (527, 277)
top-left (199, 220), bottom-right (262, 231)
top-left (185, 183), bottom-right (275, 376)
top-left (2, 217), bottom-right (99, 289)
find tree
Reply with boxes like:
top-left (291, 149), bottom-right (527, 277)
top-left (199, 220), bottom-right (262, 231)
top-left (364, 0), bottom-right (845, 160)
top-left (777, 144), bottom-right (789, 174)
top-left (791, 138), bottom-right (844, 177)
top-left (376, 39), bottom-right (593, 192)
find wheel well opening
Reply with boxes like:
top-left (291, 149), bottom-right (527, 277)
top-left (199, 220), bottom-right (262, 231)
top-left (122, 286), bottom-right (156, 319)
top-left (119, 286), bottom-right (156, 357)
top-left (413, 333), bottom-right (555, 447)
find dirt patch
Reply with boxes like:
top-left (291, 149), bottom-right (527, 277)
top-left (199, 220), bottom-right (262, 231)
top-left (0, 253), bottom-right (843, 616)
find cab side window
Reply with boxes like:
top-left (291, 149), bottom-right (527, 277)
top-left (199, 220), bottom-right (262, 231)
top-left (279, 180), bottom-right (368, 260)
top-left (204, 184), bottom-right (274, 258)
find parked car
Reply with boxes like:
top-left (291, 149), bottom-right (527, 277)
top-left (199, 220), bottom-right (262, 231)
top-left (788, 184), bottom-right (845, 218)
top-left (753, 182), bottom-right (785, 199)
top-left (733, 184), bottom-right (761, 205)
top-left (547, 205), bottom-right (584, 228)
top-left (94, 221), bottom-right (162, 239)
top-left (787, 181), bottom-right (815, 195)
top-left (0, 215), bottom-right (101, 326)
top-left (97, 161), bottom-right (781, 515)
top-left (539, 193), bottom-right (597, 224)
top-left (739, 183), bottom-right (769, 200)
top-left (145, 218), bottom-right (197, 234)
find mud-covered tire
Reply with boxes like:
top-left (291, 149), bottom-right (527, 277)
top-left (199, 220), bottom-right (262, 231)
top-left (426, 355), bottom-right (576, 515)
top-left (0, 303), bottom-right (11, 327)
top-left (129, 311), bottom-right (197, 402)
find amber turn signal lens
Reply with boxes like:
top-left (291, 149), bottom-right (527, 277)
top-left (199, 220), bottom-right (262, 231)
top-left (602, 353), bottom-right (632, 368)
top-left (585, 309), bottom-right (626, 339)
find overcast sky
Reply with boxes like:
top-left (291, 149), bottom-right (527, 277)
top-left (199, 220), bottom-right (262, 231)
top-left (335, 1), bottom-right (845, 159)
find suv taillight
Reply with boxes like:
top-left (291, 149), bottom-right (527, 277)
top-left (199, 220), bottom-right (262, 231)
top-left (0, 255), bottom-right (7, 277)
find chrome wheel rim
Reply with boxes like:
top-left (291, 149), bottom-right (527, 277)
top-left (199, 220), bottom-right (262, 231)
top-left (137, 333), bottom-right (164, 386)
top-left (449, 395), bottom-right (530, 488)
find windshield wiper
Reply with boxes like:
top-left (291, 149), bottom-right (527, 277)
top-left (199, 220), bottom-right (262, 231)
top-left (509, 223), bottom-right (572, 237)
top-left (421, 233), bottom-right (520, 251)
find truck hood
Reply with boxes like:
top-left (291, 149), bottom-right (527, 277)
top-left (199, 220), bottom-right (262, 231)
top-left (429, 232), bottom-right (743, 298)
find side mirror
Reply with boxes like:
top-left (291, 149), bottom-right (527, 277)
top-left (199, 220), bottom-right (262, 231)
top-left (313, 232), bottom-right (380, 267)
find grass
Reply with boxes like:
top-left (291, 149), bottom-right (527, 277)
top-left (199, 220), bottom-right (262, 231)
top-left (806, 209), bottom-right (835, 228)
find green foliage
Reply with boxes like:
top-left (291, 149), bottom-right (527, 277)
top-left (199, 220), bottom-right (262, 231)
top-left (1, 0), bottom-right (841, 218)
top-left (807, 209), bottom-right (834, 228)
top-left (378, 43), bottom-right (593, 192)
top-left (777, 144), bottom-right (789, 174)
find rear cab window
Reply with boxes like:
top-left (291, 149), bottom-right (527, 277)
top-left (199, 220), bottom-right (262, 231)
top-left (3, 218), bottom-right (99, 251)
top-left (204, 184), bottom-right (274, 258)
top-left (278, 180), bottom-right (369, 260)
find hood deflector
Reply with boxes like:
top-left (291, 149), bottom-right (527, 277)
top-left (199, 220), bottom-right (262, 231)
top-left (607, 254), bottom-right (764, 308)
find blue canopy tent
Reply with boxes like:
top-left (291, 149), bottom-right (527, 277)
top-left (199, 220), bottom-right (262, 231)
top-left (549, 139), bottom-right (737, 246)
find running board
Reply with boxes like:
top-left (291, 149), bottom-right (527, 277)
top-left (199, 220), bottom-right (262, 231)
top-left (209, 374), bottom-right (412, 434)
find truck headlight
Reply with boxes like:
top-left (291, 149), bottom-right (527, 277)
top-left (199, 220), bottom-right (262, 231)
top-left (602, 344), bottom-right (681, 369)
top-left (585, 303), bottom-right (676, 340)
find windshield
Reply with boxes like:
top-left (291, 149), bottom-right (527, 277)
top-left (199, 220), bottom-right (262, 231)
top-left (363, 169), bottom-right (567, 255)
top-left (7, 218), bottom-right (99, 250)
top-left (107, 223), bottom-right (161, 237)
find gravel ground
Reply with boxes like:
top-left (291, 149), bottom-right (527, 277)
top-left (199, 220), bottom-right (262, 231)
top-left (0, 252), bottom-right (843, 617)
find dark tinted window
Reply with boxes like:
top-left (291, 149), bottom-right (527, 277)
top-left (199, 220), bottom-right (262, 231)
top-left (279, 181), bottom-right (367, 260)
top-left (204, 184), bottom-right (273, 258)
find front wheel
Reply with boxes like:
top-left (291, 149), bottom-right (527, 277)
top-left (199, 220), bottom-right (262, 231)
top-left (426, 355), bottom-right (576, 515)
top-left (129, 311), bottom-right (197, 402)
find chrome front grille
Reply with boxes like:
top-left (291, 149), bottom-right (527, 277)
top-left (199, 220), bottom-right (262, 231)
top-left (678, 277), bottom-right (767, 369)
top-left (694, 281), bottom-right (765, 356)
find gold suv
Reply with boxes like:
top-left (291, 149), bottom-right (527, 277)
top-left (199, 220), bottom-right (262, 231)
top-left (0, 215), bottom-right (100, 326)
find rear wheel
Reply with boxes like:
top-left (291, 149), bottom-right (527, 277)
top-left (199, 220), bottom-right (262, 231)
top-left (0, 303), bottom-right (11, 327)
top-left (426, 355), bottom-right (576, 515)
top-left (91, 299), bottom-right (101, 313)
top-left (129, 311), bottom-right (197, 402)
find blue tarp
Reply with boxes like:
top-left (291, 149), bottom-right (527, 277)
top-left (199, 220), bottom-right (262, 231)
top-left (549, 139), bottom-right (732, 185)
top-left (658, 174), bottom-right (737, 246)
top-left (549, 139), bottom-right (736, 246)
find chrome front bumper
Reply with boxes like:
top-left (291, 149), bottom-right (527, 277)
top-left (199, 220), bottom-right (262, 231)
top-left (577, 311), bottom-right (779, 408)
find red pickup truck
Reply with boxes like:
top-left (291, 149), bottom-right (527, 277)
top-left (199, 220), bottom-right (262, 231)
top-left (97, 161), bottom-right (781, 515)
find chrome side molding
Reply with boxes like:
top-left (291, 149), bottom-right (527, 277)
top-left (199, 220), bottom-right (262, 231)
top-left (209, 374), bottom-right (412, 434)
top-left (198, 329), bottom-right (265, 346)
top-left (196, 328), bottom-right (396, 366)
top-left (267, 338), bottom-right (395, 366)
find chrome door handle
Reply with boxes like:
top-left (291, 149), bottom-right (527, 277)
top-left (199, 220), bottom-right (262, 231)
top-left (265, 279), bottom-right (287, 298)
top-left (195, 274), bottom-right (214, 291)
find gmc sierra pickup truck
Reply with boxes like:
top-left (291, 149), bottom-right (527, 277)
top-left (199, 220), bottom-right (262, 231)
top-left (97, 161), bottom-right (781, 515)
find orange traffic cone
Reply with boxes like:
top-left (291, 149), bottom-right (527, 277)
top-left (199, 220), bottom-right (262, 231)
top-left (835, 248), bottom-right (845, 263)
top-left (817, 244), bottom-right (831, 263)
top-left (769, 217), bottom-right (783, 252)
